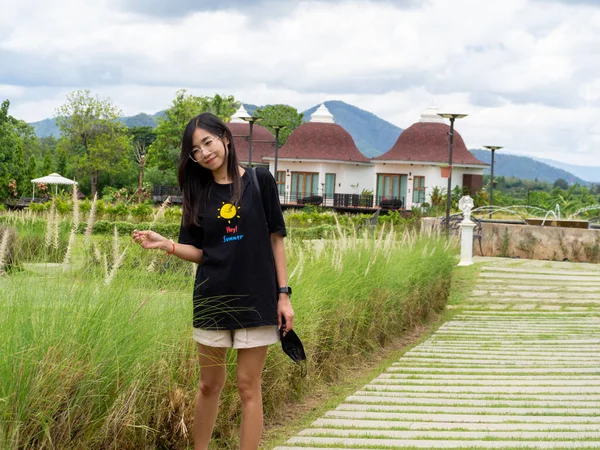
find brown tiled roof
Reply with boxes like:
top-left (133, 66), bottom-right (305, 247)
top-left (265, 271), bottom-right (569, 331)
top-left (374, 122), bottom-right (487, 166)
top-left (226, 122), bottom-right (276, 163)
top-left (277, 122), bottom-right (370, 163)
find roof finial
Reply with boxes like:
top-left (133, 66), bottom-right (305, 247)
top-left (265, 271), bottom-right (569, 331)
top-left (230, 104), bottom-right (250, 123)
top-left (419, 105), bottom-right (445, 123)
top-left (310, 103), bottom-right (335, 123)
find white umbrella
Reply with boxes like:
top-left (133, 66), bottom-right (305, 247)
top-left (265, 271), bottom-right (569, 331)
top-left (31, 173), bottom-right (78, 199)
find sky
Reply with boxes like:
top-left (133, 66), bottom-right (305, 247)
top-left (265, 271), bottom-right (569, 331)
top-left (1, 0), bottom-right (599, 165)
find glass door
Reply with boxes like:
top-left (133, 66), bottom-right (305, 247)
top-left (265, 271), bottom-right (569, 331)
top-left (291, 172), bottom-right (319, 201)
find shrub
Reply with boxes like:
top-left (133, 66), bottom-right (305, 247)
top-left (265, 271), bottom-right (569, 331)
top-left (79, 199), bottom-right (92, 214)
top-left (28, 202), bottom-right (51, 213)
top-left (130, 203), bottom-right (154, 222)
top-left (95, 199), bottom-right (107, 217)
top-left (55, 199), bottom-right (72, 214)
top-left (287, 225), bottom-right (338, 240)
top-left (105, 203), bottom-right (129, 221)
top-left (91, 220), bottom-right (180, 237)
top-left (164, 206), bottom-right (182, 221)
top-left (102, 186), bottom-right (130, 203)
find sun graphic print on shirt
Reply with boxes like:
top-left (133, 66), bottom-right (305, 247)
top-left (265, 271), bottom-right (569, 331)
top-left (217, 202), bottom-right (241, 224)
top-left (217, 202), bottom-right (244, 243)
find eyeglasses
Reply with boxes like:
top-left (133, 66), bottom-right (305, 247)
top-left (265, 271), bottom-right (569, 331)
top-left (189, 135), bottom-right (222, 163)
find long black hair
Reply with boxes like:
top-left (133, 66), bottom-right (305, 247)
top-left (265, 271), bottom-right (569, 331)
top-left (178, 113), bottom-right (242, 227)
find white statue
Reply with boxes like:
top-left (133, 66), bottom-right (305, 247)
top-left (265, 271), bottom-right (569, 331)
top-left (458, 195), bottom-right (474, 223)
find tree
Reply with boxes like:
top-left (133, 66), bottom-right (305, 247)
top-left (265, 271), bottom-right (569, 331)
top-left (553, 178), bottom-right (569, 190)
top-left (129, 126), bottom-right (156, 203)
top-left (13, 139), bottom-right (27, 195)
top-left (55, 90), bottom-right (130, 197)
top-left (27, 155), bottom-right (37, 183)
top-left (202, 94), bottom-right (239, 122)
top-left (147, 90), bottom-right (238, 173)
top-left (55, 146), bottom-right (68, 176)
top-left (42, 151), bottom-right (53, 175)
top-left (254, 104), bottom-right (304, 145)
top-left (16, 120), bottom-right (42, 161)
top-left (0, 99), bottom-right (34, 200)
top-left (129, 126), bottom-right (156, 149)
top-left (40, 136), bottom-right (57, 158)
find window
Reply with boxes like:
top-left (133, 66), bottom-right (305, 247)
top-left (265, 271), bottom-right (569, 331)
top-left (412, 176), bottom-right (425, 204)
top-left (290, 172), bottom-right (319, 201)
top-left (376, 174), bottom-right (407, 205)
top-left (276, 171), bottom-right (286, 196)
top-left (325, 173), bottom-right (336, 198)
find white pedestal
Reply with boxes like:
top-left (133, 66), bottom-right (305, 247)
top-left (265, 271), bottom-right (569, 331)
top-left (458, 221), bottom-right (476, 266)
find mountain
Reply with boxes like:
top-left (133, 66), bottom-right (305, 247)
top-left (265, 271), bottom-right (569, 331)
top-left (302, 101), bottom-right (402, 158)
top-left (247, 101), bottom-right (402, 157)
top-left (30, 111), bottom-right (164, 137)
top-left (30, 118), bottom-right (62, 138)
top-left (470, 149), bottom-right (591, 186)
top-left (531, 157), bottom-right (600, 183)
top-left (122, 112), bottom-right (163, 128)
top-left (29, 101), bottom-right (401, 159)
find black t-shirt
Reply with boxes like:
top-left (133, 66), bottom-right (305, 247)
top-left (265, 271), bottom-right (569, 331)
top-left (178, 168), bottom-right (287, 330)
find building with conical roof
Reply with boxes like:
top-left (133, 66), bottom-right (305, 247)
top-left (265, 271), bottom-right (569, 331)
top-left (265, 104), bottom-right (372, 204)
top-left (228, 105), bottom-right (276, 166)
top-left (372, 106), bottom-right (486, 209)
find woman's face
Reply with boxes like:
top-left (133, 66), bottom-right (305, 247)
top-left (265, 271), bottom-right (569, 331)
top-left (190, 127), bottom-right (230, 172)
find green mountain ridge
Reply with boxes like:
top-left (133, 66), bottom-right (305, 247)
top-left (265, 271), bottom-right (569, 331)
top-left (30, 111), bottom-right (164, 138)
top-left (469, 149), bottom-right (591, 186)
top-left (531, 156), bottom-right (600, 183)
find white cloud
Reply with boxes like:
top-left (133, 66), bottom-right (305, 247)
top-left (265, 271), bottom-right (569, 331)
top-left (1, 0), bottom-right (600, 165)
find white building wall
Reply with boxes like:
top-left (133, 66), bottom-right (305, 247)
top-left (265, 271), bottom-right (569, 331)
top-left (425, 166), bottom-right (485, 202)
top-left (269, 160), bottom-right (374, 199)
top-left (336, 164), bottom-right (375, 194)
top-left (372, 163), bottom-right (484, 209)
top-left (270, 159), bottom-right (483, 208)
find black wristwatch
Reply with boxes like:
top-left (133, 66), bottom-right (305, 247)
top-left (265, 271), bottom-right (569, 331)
top-left (277, 286), bottom-right (292, 297)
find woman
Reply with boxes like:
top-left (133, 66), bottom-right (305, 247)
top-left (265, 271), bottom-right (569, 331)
top-left (132, 113), bottom-right (293, 450)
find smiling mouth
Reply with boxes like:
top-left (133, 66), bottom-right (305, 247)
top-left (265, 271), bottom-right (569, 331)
top-left (205, 156), bottom-right (216, 164)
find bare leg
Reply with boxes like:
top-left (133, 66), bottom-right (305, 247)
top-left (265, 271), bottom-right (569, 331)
top-left (236, 346), bottom-right (269, 450)
top-left (194, 344), bottom-right (227, 450)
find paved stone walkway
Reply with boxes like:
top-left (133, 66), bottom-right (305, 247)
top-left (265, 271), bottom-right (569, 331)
top-left (274, 258), bottom-right (600, 449)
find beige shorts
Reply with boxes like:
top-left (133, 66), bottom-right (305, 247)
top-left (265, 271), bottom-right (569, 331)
top-left (193, 325), bottom-right (280, 349)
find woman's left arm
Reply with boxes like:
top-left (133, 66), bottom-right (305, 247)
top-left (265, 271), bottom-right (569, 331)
top-left (271, 232), bottom-right (294, 333)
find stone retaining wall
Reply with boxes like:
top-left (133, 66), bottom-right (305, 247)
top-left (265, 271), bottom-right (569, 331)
top-left (421, 218), bottom-right (600, 263)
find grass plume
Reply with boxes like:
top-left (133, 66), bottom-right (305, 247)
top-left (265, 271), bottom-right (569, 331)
top-left (84, 193), bottom-right (98, 245)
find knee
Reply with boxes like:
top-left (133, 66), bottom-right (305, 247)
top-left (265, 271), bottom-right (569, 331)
top-left (199, 377), bottom-right (225, 397)
top-left (237, 373), bottom-right (261, 404)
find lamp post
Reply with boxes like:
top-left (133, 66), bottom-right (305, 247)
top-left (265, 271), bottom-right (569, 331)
top-left (437, 113), bottom-right (468, 238)
top-left (241, 115), bottom-right (262, 167)
top-left (271, 125), bottom-right (286, 178)
top-left (482, 145), bottom-right (502, 219)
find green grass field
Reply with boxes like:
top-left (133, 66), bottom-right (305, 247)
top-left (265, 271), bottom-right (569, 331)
top-left (0, 208), bottom-right (456, 449)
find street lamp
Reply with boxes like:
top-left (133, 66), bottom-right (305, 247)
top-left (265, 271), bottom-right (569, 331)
top-left (271, 125), bottom-right (286, 179)
top-left (241, 115), bottom-right (262, 167)
top-left (437, 113), bottom-right (468, 237)
top-left (483, 145), bottom-right (502, 219)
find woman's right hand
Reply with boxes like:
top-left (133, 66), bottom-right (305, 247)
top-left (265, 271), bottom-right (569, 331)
top-left (132, 229), bottom-right (169, 251)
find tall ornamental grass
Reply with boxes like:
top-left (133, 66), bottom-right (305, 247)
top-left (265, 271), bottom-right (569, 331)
top-left (0, 217), bottom-right (455, 449)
